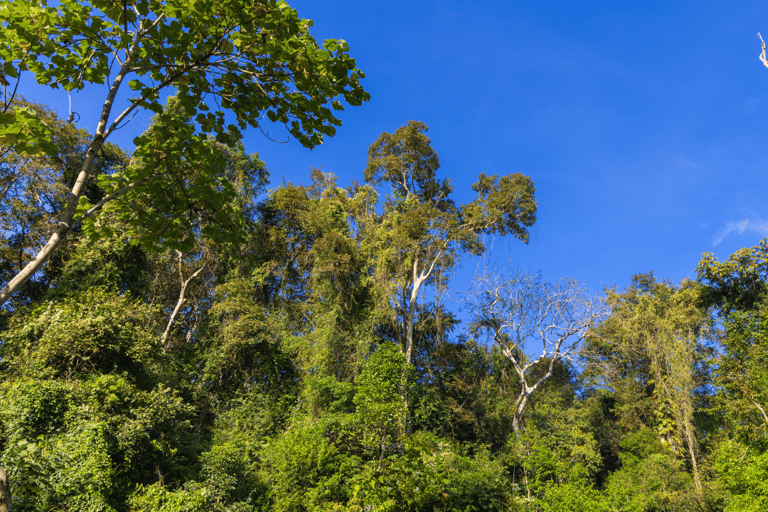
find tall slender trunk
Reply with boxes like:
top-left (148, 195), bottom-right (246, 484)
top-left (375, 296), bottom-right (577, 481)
top-left (0, 16), bottom-right (159, 307)
top-left (0, 88), bottom-right (120, 306)
top-left (685, 422), bottom-right (702, 490)
top-left (399, 256), bottom-right (428, 435)
top-left (751, 397), bottom-right (768, 428)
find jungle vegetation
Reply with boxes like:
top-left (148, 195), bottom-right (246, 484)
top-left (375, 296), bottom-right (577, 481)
top-left (1, 1), bottom-right (767, 511)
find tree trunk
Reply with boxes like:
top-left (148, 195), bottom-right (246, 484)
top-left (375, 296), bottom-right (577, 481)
top-left (0, 465), bottom-right (11, 512)
top-left (512, 389), bottom-right (530, 436)
top-left (0, 28), bottom-right (141, 308)
top-left (160, 251), bottom-right (205, 348)
top-left (685, 422), bottom-right (702, 490)
top-left (751, 397), bottom-right (768, 428)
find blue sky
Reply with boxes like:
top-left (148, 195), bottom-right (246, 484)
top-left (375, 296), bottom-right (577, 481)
top-left (20, 0), bottom-right (768, 297)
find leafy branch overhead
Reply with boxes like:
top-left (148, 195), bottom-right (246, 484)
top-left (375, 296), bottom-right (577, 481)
top-left (0, 0), bottom-right (368, 148)
top-left (0, 0), bottom-right (369, 306)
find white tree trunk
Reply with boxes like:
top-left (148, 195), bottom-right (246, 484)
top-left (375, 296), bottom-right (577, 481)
top-left (160, 251), bottom-right (205, 348)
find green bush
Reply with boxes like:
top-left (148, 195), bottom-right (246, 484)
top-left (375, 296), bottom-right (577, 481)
top-left (537, 482), bottom-right (610, 512)
top-left (715, 439), bottom-right (768, 512)
top-left (348, 432), bottom-right (514, 512)
top-left (2, 288), bottom-right (158, 382)
top-left (259, 420), bottom-right (361, 511)
top-left (128, 483), bottom-right (207, 512)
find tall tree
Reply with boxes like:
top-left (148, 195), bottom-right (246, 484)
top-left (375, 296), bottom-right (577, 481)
top-left (0, 0), bottom-right (369, 306)
top-left (363, 121), bottom-right (537, 366)
top-left (697, 241), bottom-right (768, 443)
top-left (585, 274), bottom-right (710, 490)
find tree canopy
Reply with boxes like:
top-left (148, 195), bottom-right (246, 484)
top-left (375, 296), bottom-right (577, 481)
top-left (1, 4), bottom-right (768, 512)
top-left (0, 0), bottom-right (369, 306)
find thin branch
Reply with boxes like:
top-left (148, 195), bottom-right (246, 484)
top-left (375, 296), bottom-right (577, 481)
top-left (750, 397), bottom-right (768, 428)
top-left (160, 250), bottom-right (205, 347)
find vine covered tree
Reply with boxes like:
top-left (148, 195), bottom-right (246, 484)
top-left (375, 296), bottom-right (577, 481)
top-left (585, 273), bottom-right (711, 490)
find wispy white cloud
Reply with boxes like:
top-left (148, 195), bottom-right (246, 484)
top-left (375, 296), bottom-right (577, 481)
top-left (713, 218), bottom-right (768, 246)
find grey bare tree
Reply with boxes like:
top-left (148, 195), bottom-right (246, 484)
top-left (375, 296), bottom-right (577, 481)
top-left (470, 268), bottom-right (606, 434)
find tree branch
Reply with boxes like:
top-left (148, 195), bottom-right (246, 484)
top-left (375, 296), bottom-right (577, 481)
top-left (160, 250), bottom-right (205, 348)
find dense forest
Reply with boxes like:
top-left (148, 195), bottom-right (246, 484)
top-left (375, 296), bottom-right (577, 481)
top-left (1, 0), bottom-right (768, 511)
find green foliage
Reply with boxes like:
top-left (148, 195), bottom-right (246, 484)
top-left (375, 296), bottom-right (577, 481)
top-left (697, 242), bottom-right (768, 446)
top-left (0, 374), bottom-right (198, 510)
top-left (0, 0), bottom-right (370, 308)
top-left (4, 38), bottom-right (767, 508)
top-left (467, 173), bottom-right (537, 242)
top-left (360, 121), bottom-right (536, 378)
top-left (201, 275), bottom-right (298, 401)
top-left (0, 98), bottom-right (129, 306)
top-left (0, 104), bottom-right (57, 157)
top-left (583, 274), bottom-right (710, 489)
top-left (0, 379), bottom-right (69, 440)
top-left (347, 433), bottom-right (513, 512)
top-left (1, 423), bottom-right (119, 511)
top-left (199, 439), bottom-right (265, 510)
top-left (365, 121), bottom-right (445, 204)
top-left (511, 394), bottom-right (603, 495)
top-left (605, 450), bottom-right (698, 512)
top-left (715, 309), bottom-right (768, 445)
top-left (697, 240), bottom-right (768, 313)
top-left (2, 288), bottom-right (158, 381)
top-left (537, 482), bottom-right (610, 512)
top-left (353, 342), bottom-right (410, 454)
top-left (0, 0), bottom-right (368, 147)
top-left (416, 342), bottom-right (520, 447)
top-left (81, 99), bottom-right (269, 253)
top-left (715, 439), bottom-right (768, 512)
top-left (53, 232), bottom-right (152, 298)
top-left (259, 420), bottom-right (360, 511)
top-left (128, 484), bottom-right (207, 512)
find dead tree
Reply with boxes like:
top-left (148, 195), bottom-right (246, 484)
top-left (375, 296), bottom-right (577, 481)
top-left (759, 33), bottom-right (768, 69)
top-left (470, 268), bottom-right (606, 434)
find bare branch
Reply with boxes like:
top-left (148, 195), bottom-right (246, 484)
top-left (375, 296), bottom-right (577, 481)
top-left (751, 397), bottom-right (768, 428)
top-left (160, 250), bottom-right (206, 348)
top-left (470, 267), bottom-right (606, 432)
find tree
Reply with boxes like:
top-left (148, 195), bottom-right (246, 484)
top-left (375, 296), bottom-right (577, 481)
top-left (697, 241), bottom-right (768, 443)
top-left (470, 268), bottom-right (605, 434)
top-left (0, 98), bottom-right (127, 308)
top-left (363, 121), bottom-right (537, 366)
top-left (585, 274), bottom-right (710, 490)
top-left (0, 0), bottom-right (369, 306)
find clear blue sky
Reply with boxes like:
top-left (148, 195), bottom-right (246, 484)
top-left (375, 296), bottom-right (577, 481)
top-left (20, 0), bottom-right (768, 297)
